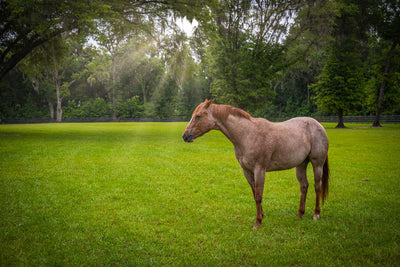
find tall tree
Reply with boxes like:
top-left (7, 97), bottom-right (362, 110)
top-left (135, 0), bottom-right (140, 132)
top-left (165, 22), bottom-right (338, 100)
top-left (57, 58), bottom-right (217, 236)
top-left (310, 45), bottom-right (364, 127)
top-left (19, 35), bottom-right (89, 122)
top-left (46, 37), bottom-right (77, 122)
top-left (310, 0), bottom-right (365, 128)
top-left (365, 38), bottom-right (400, 118)
top-left (95, 18), bottom-right (137, 120)
top-left (369, 0), bottom-right (400, 127)
top-left (18, 36), bottom-right (73, 121)
top-left (18, 48), bottom-right (55, 119)
top-left (204, 0), bottom-right (303, 111)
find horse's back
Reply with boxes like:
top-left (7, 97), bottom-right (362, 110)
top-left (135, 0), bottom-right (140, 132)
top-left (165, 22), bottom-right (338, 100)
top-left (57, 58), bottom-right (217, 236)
top-left (280, 117), bottom-right (326, 137)
top-left (281, 117), bottom-right (329, 159)
top-left (272, 117), bottom-right (328, 164)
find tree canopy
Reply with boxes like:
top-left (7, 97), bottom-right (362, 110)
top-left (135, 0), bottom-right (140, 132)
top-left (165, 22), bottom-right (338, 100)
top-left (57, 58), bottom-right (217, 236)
top-left (1, 0), bottom-right (399, 126)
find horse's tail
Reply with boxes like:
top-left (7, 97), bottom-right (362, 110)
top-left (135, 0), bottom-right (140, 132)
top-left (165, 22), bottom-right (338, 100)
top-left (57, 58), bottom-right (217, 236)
top-left (321, 155), bottom-right (330, 204)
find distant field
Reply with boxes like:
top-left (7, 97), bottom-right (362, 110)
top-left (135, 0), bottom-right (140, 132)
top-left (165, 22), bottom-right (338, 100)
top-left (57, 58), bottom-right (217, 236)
top-left (0, 122), bottom-right (399, 265)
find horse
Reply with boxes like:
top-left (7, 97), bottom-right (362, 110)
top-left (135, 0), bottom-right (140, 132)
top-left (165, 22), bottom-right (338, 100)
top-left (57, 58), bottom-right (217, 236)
top-left (182, 99), bottom-right (329, 229)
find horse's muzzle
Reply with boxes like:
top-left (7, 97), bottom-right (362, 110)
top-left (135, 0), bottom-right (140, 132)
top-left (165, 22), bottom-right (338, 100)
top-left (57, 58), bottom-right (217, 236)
top-left (182, 132), bottom-right (194, 142)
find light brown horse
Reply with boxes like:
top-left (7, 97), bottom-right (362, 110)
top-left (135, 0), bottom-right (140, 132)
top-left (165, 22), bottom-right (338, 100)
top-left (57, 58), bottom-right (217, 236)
top-left (182, 99), bottom-right (329, 228)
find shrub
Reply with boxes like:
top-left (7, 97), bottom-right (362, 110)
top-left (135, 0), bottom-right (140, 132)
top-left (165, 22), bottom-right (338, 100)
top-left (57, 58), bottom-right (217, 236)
top-left (81, 98), bottom-right (110, 117)
top-left (117, 96), bottom-right (143, 118)
top-left (63, 100), bottom-right (85, 118)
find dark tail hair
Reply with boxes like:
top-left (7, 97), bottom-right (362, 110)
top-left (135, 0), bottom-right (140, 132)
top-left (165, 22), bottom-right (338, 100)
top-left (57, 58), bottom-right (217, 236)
top-left (321, 155), bottom-right (330, 204)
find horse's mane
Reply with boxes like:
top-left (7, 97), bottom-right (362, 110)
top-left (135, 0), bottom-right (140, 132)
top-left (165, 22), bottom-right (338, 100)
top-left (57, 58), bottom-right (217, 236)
top-left (212, 104), bottom-right (252, 121)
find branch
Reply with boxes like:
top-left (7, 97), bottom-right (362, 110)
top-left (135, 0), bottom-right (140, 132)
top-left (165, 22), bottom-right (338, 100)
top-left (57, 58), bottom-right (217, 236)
top-left (0, 28), bottom-right (66, 81)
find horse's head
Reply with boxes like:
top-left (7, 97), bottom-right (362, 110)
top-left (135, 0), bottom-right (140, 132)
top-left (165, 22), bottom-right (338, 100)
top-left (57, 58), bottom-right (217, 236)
top-left (182, 99), bottom-right (215, 142)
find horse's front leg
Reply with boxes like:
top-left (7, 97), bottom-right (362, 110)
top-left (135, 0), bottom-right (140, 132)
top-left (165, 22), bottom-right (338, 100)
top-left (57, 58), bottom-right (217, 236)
top-left (243, 168), bottom-right (255, 197)
top-left (253, 165), bottom-right (266, 229)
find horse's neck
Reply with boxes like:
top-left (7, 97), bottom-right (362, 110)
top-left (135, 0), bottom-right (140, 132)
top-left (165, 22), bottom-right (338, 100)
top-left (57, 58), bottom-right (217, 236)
top-left (212, 107), bottom-right (255, 147)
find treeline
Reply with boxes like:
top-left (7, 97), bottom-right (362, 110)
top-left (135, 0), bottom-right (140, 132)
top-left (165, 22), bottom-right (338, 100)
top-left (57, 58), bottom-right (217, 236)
top-left (1, 0), bottom-right (399, 127)
top-left (1, 38), bottom-right (210, 120)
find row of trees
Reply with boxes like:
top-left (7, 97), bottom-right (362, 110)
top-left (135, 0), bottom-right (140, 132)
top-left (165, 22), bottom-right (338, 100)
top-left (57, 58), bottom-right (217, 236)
top-left (1, 0), bottom-right (399, 127)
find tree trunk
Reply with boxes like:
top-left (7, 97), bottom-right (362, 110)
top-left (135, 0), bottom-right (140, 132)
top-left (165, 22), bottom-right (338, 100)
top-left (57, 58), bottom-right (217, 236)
top-left (51, 43), bottom-right (62, 123)
top-left (373, 41), bottom-right (398, 127)
top-left (49, 102), bottom-right (54, 120)
top-left (111, 56), bottom-right (117, 121)
top-left (55, 79), bottom-right (62, 122)
top-left (142, 82), bottom-right (147, 104)
top-left (336, 108), bottom-right (345, 128)
top-left (56, 98), bottom-right (62, 122)
top-left (373, 80), bottom-right (385, 127)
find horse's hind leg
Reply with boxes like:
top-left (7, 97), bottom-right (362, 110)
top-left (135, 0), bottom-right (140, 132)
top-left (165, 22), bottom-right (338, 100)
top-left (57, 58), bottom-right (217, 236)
top-left (296, 160), bottom-right (309, 218)
top-left (311, 162), bottom-right (324, 220)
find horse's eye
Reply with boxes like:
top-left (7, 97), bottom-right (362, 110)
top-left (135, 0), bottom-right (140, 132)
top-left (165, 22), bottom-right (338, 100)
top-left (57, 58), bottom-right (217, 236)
top-left (195, 115), bottom-right (201, 120)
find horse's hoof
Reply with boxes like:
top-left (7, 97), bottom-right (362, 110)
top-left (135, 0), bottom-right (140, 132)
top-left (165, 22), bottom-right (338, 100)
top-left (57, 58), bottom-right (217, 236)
top-left (297, 213), bottom-right (303, 219)
top-left (253, 221), bottom-right (261, 229)
top-left (313, 214), bottom-right (320, 220)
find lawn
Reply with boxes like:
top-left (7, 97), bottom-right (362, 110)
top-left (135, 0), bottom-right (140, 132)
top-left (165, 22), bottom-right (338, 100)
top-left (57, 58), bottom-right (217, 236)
top-left (0, 122), bottom-right (399, 266)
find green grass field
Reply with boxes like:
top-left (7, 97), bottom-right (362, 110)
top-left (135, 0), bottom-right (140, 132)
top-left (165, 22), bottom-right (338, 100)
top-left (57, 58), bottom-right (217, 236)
top-left (0, 122), bottom-right (399, 266)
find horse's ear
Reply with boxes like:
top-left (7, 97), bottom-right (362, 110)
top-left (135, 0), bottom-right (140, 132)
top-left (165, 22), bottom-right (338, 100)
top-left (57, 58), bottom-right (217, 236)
top-left (204, 98), bottom-right (212, 108)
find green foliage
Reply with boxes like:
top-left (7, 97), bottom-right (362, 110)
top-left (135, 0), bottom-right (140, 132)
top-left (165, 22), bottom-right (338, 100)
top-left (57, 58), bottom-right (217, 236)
top-left (81, 98), bottom-right (110, 118)
top-left (64, 98), bottom-right (111, 118)
top-left (143, 102), bottom-right (158, 118)
top-left (63, 100), bottom-right (84, 118)
top-left (310, 46), bottom-right (365, 114)
top-left (85, 54), bottom-right (111, 87)
top-left (204, 0), bottom-right (298, 111)
top-left (209, 36), bottom-right (279, 111)
top-left (1, 0), bottom-right (400, 121)
top-left (117, 96), bottom-right (144, 118)
top-left (309, 0), bottom-right (367, 120)
top-left (1, 0), bottom-right (214, 80)
top-left (365, 41), bottom-right (400, 115)
top-left (10, 94), bottom-right (48, 118)
top-left (0, 123), bottom-right (399, 265)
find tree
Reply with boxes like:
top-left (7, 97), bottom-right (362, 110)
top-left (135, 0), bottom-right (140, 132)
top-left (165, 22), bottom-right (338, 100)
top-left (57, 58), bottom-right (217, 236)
top-left (0, 0), bottom-right (216, 82)
top-left (162, 32), bottom-right (195, 93)
top-left (49, 38), bottom-right (72, 122)
top-left (18, 34), bottom-right (94, 122)
top-left (18, 35), bottom-right (75, 122)
top-left (18, 48), bottom-right (56, 119)
top-left (116, 38), bottom-right (168, 113)
top-left (95, 18), bottom-right (135, 120)
top-left (133, 56), bottom-right (165, 113)
top-left (85, 52), bottom-right (111, 89)
top-left (0, 0), bottom-right (107, 81)
top-left (81, 47), bottom-right (112, 102)
top-left (0, 68), bottom-right (49, 119)
top-left (368, 0), bottom-right (400, 127)
top-left (310, 45), bottom-right (364, 127)
top-left (283, 0), bottom-right (338, 97)
top-left (365, 39), bottom-right (400, 118)
top-left (203, 0), bottom-right (304, 111)
top-left (310, 0), bottom-right (366, 128)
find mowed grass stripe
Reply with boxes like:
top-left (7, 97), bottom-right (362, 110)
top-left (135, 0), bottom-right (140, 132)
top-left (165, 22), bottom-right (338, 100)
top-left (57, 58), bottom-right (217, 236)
top-left (0, 123), bottom-right (399, 265)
